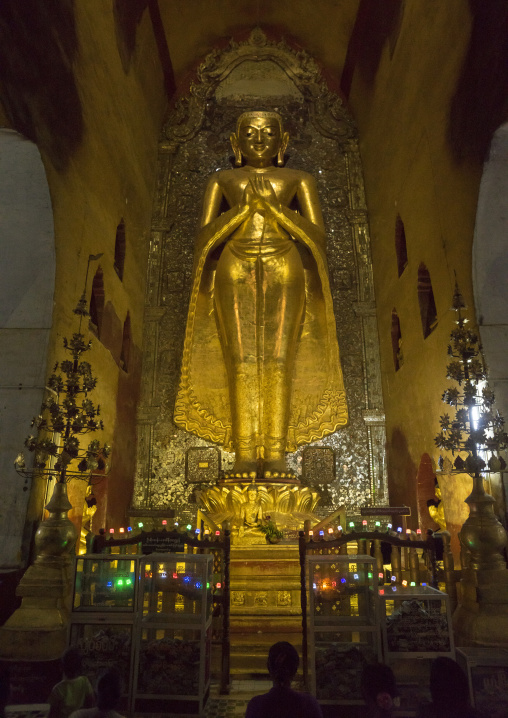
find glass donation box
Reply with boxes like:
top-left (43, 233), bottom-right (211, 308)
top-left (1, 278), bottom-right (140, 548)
top-left (378, 584), bottom-right (454, 660)
top-left (69, 552), bottom-right (212, 716)
top-left (456, 647), bottom-right (508, 718)
top-left (70, 554), bottom-right (141, 712)
top-left (132, 553), bottom-right (212, 716)
top-left (378, 584), bottom-right (455, 715)
top-left (307, 554), bottom-right (380, 705)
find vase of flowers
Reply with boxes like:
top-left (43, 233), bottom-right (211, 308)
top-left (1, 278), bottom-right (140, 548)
top-left (259, 517), bottom-right (283, 544)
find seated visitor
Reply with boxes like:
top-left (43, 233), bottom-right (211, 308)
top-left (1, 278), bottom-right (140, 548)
top-left (426, 528), bottom-right (444, 561)
top-left (245, 641), bottom-right (322, 718)
top-left (48, 648), bottom-right (94, 718)
top-left (361, 663), bottom-right (399, 718)
top-left (416, 657), bottom-right (478, 718)
top-left (69, 667), bottom-right (124, 718)
top-left (90, 528), bottom-right (106, 554)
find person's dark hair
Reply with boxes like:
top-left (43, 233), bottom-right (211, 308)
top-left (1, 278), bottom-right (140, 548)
top-left (0, 666), bottom-right (10, 710)
top-left (430, 657), bottom-right (470, 709)
top-left (96, 667), bottom-right (122, 710)
top-left (267, 642), bottom-right (299, 684)
top-left (362, 663), bottom-right (398, 716)
top-left (61, 647), bottom-right (82, 679)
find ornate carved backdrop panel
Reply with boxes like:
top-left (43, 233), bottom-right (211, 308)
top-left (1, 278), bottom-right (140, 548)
top-left (132, 30), bottom-right (387, 518)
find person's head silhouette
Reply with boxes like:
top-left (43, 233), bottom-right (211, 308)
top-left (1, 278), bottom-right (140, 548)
top-left (96, 667), bottom-right (122, 711)
top-left (267, 642), bottom-right (299, 687)
top-left (361, 663), bottom-right (399, 717)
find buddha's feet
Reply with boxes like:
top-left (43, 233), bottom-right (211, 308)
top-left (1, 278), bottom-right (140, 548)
top-left (223, 459), bottom-right (297, 483)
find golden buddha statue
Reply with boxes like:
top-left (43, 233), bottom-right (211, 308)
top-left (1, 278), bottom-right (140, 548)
top-left (428, 483), bottom-right (447, 531)
top-left (79, 486), bottom-right (97, 554)
top-left (174, 111), bottom-right (347, 477)
top-left (240, 483), bottom-right (264, 530)
top-left (235, 483), bottom-right (265, 541)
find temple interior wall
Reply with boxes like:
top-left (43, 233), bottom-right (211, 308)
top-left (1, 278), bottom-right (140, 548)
top-left (346, 0), bottom-right (507, 547)
top-left (0, 2), bottom-right (166, 565)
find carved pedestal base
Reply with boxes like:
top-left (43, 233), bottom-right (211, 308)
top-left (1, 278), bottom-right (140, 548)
top-left (197, 482), bottom-right (321, 546)
top-left (453, 568), bottom-right (508, 647)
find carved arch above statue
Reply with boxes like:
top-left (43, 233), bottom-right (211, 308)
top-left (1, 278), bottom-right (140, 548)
top-left (162, 27), bottom-right (356, 152)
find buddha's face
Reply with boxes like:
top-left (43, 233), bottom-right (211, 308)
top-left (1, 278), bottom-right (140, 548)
top-left (247, 488), bottom-right (258, 502)
top-left (237, 116), bottom-right (281, 163)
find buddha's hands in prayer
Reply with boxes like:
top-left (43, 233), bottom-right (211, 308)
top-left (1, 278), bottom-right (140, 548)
top-left (241, 176), bottom-right (281, 216)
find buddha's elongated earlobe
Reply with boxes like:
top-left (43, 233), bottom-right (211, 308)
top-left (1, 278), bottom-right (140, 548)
top-left (277, 131), bottom-right (290, 166)
top-left (230, 133), bottom-right (242, 166)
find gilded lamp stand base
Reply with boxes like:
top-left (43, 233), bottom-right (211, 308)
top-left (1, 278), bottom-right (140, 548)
top-left (0, 483), bottom-right (77, 660)
top-left (453, 568), bottom-right (508, 647)
top-left (453, 475), bottom-right (508, 647)
top-left (0, 557), bottom-right (73, 659)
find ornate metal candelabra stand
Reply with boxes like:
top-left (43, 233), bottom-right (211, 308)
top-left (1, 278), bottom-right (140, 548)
top-left (1, 258), bottom-right (111, 660)
top-left (435, 284), bottom-right (508, 645)
top-left (435, 284), bottom-right (507, 569)
top-left (15, 295), bottom-right (110, 488)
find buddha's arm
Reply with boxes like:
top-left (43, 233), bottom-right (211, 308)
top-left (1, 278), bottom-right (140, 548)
top-left (261, 174), bottom-right (327, 258)
top-left (193, 176), bottom-right (251, 264)
top-left (296, 174), bottom-right (326, 233)
top-left (276, 205), bottom-right (326, 256)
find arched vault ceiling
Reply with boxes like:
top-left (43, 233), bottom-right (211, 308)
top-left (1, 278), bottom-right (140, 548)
top-left (158, 0), bottom-right (361, 82)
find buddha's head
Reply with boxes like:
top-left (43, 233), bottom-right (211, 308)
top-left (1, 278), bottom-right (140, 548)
top-left (246, 483), bottom-right (258, 501)
top-left (230, 111), bottom-right (289, 167)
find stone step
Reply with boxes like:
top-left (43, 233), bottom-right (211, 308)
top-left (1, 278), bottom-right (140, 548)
top-left (227, 651), bottom-right (304, 677)
top-left (231, 631), bottom-right (302, 654)
top-left (230, 615), bottom-right (302, 631)
top-left (230, 651), bottom-right (272, 672)
top-left (227, 543), bottom-right (304, 677)
top-left (230, 544), bottom-right (300, 559)
top-left (228, 668), bottom-right (305, 682)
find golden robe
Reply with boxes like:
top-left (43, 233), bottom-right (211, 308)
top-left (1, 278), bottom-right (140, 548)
top-left (174, 201), bottom-right (348, 452)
